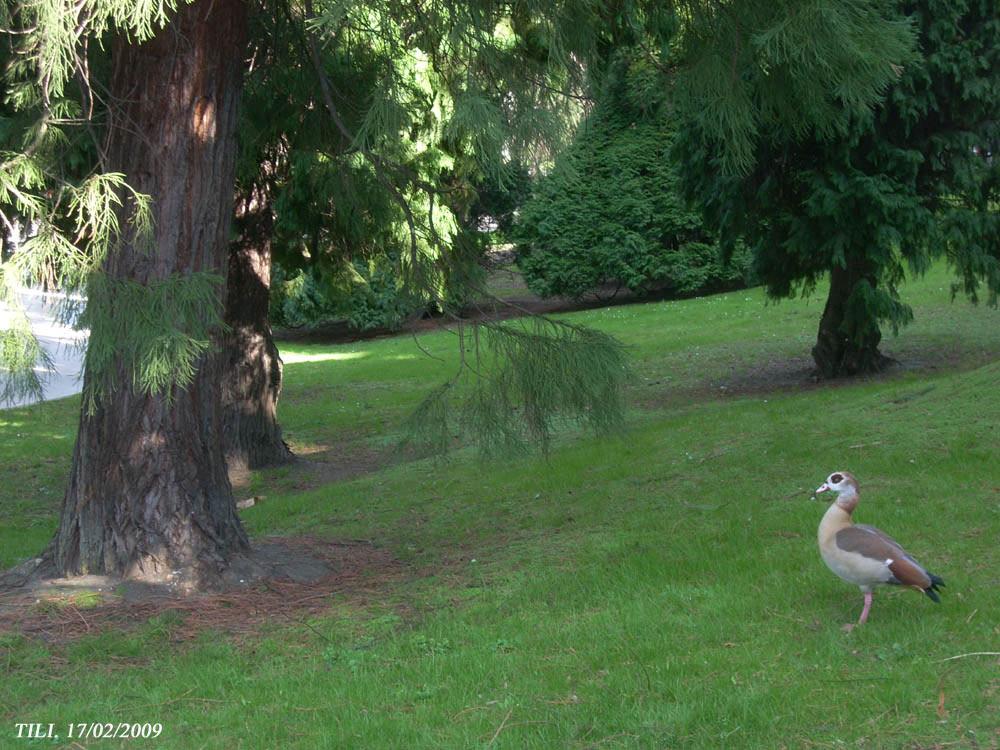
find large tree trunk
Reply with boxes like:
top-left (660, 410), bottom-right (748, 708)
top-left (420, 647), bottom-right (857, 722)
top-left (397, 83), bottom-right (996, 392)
top-left (52, 0), bottom-right (249, 589)
top-left (812, 261), bottom-right (893, 377)
top-left (221, 190), bottom-right (293, 471)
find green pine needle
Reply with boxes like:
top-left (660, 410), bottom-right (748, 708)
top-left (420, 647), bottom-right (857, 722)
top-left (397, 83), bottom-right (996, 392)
top-left (79, 272), bottom-right (224, 413)
top-left (405, 317), bottom-right (630, 458)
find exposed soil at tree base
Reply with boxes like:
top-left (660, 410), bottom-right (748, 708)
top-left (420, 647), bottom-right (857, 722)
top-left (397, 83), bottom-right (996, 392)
top-left (0, 537), bottom-right (407, 643)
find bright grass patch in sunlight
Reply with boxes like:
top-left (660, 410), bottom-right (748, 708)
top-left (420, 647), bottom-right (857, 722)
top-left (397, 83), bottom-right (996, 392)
top-left (1, 265), bottom-right (998, 748)
top-left (281, 349), bottom-right (371, 364)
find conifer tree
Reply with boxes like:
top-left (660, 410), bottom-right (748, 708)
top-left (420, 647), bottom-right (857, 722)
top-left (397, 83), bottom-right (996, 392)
top-left (59, 0), bottom-right (248, 585)
top-left (515, 53), bottom-right (751, 301)
top-left (678, 0), bottom-right (999, 377)
top-left (219, 4), bottom-right (486, 469)
top-left (219, 15), bottom-right (321, 473)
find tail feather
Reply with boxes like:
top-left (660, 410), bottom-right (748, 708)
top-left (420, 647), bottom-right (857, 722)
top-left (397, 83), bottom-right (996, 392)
top-left (924, 572), bottom-right (945, 603)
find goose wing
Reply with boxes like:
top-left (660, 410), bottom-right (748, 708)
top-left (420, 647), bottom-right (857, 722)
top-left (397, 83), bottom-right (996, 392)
top-left (836, 525), bottom-right (932, 590)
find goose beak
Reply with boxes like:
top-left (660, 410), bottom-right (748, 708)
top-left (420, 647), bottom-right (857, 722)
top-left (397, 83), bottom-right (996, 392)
top-left (812, 483), bottom-right (830, 498)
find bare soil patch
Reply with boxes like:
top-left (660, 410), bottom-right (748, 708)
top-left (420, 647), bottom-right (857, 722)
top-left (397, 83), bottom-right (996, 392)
top-left (229, 442), bottom-right (391, 500)
top-left (0, 537), bottom-right (408, 643)
top-left (637, 340), bottom-right (1000, 411)
top-left (289, 445), bottom-right (389, 488)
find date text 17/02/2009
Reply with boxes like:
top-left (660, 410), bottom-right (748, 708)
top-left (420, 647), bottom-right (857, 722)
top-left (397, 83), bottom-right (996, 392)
top-left (15, 723), bottom-right (164, 740)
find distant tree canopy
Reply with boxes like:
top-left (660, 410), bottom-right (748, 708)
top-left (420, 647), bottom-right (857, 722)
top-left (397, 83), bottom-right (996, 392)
top-left (515, 55), bottom-right (751, 302)
top-left (678, 0), bottom-right (1000, 377)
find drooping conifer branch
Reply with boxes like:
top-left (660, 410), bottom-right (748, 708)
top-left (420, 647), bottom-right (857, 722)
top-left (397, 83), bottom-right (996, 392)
top-left (79, 272), bottom-right (225, 413)
top-left (293, 0), bottom-right (632, 455)
top-left (405, 316), bottom-right (630, 457)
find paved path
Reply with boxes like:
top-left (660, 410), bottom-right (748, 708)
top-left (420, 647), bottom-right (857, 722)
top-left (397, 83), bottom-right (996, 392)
top-left (1, 287), bottom-right (88, 408)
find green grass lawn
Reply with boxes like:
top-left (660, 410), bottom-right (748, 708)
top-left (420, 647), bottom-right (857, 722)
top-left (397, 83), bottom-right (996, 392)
top-left (1, 265), bottom-right (999, 748)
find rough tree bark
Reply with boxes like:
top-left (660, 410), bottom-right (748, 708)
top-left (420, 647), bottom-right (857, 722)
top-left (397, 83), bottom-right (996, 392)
top-left (812, 261), bottom-right (893, 377)
top-left (221, 188), bottom-right (293, 471)
top-left (51, 0), bottom-right (250, 588)
top-left (1, 226), bottom-right (11, 262)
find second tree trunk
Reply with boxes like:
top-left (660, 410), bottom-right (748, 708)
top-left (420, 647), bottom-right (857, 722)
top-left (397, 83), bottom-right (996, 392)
top-left (812, 261), bottom-right (893, 377)
top-left (222, 191), bottom-right (293, 471)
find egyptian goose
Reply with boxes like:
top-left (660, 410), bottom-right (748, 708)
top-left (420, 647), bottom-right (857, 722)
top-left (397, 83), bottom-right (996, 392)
top-left (814, 471), bottom-right (944, 625)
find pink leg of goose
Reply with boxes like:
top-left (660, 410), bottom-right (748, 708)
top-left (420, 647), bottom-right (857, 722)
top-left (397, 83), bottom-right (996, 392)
top-left (858, 592), bottom-right (873, 624)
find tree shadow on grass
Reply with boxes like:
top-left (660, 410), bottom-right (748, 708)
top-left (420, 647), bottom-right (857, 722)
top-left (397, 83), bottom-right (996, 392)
top-left (636, 337), bottom-right (1000, 412)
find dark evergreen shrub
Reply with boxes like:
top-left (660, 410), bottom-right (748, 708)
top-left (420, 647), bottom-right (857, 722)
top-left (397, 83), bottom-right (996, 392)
top-left (270, 260), bottom-right (425, 332)
top-left (514, 106), bottom-right (750, 301)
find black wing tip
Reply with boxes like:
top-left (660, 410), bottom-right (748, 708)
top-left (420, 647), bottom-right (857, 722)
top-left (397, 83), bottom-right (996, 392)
top-left (925, 572), bottom-right (944, 603)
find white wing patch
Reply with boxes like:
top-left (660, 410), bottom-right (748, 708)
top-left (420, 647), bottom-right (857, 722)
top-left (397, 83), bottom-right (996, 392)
top-left (885, 558), bottom-right (894, 566)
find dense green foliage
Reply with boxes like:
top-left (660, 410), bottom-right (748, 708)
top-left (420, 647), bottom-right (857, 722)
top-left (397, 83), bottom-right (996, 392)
top-left (256, 0), bottom-right (915, 440)
top-left (0, 0), bottom-right (916, 403)
top-left (3, 264), bottom-right (999, 747)
top-left (235, 18), bottom-right (458, 333)
top-left (678, 0), bottom-right (1000, 376)
top-left (270, 260), bottom-right (423, 332)
top-left (406, 317), bottom-right (629, 456)
top-left (515, 69), bottom-right (751, 301)
top-left (80, 273), bottom-right (222, 413)
top-left (250, 33), bottom-right (475, 329)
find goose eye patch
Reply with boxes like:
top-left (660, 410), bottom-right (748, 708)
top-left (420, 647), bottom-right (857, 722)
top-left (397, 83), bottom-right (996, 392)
top-left (830, 473), bottom-right (844, 484)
